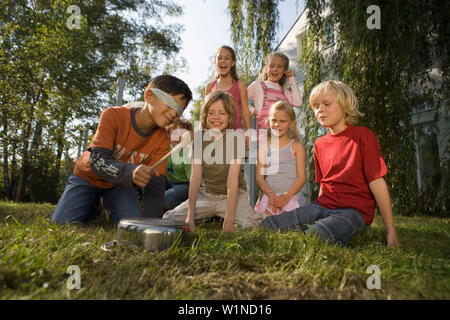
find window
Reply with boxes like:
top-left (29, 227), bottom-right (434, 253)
top-left (412, 101), bottom-right (434, 114)
top-left (296, 31), bottom-right (306, 62)
top-left (325, 23), bottom-right (334, 46)
top-left (415, 122), bottom-right (441, 190)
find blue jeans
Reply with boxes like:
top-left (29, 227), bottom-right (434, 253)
top-left (51, 174), bottom-right (142, 224)
top-left (260, 202), bottom-right (367, 245)
top-left (164, 181), bottom-right (189, 211)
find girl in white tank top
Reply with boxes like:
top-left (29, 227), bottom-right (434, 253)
top-left (255, 102), bottom-right (306, 215)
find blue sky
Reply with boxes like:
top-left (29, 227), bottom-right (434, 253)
top-left (170, 0), bottom-right (305, 116)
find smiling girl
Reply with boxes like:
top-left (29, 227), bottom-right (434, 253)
top-left (163, 91), bottom-right (266, 232)
top-left (255, 101), bottom-right (306, 215)
top-left (206, 46), bottom-right (251, 131)
top-left (247, 52), bottom-right (302, 130)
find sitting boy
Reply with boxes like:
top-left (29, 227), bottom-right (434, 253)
top-left (260, 80), bottom-right (399, 247)
top-left (51, 75), bottom-right (192, 224)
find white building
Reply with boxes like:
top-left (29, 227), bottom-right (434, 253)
top-left (275, 7), bottom-right (449, 196)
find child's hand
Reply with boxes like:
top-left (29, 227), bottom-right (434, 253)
top-left (274, 193), bottom-right (290, 209)
top-left (222, 216), bottom-right (235, 232)
top-left (267, 192), bottom-right (280, 214)
top-left (185, 216), bottom-right (195, 232)
top-left (386, 231), bottom-right (400, 247)
top-left (132, 165), bottom-right (158, 187)
top-left (284, 70), bottom-right (295, 78)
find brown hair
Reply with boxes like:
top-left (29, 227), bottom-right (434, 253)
top-left (260, 52), bottom-right (289, 87)
top-left (214, 45), bottom-right (239, 81)
top-left (309, 80), bottom-right (364, 125)
top-left (166, 118), bottom-right (193, 133)
top-left (200, 91), bottom-right (237, 130)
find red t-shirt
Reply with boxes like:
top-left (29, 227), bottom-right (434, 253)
top-left (314, 125), bottom-right (388, 226)
top-left (74, 106), bottom-right (170, 189)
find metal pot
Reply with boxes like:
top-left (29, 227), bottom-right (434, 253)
top-left (116, 218), bottom-right (188, 252)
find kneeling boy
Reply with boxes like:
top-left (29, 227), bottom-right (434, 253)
top-left (52, 75), bottom-right (192, 224)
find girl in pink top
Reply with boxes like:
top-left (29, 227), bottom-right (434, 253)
top-left (247, 52), bottom-right (302, 129)
top-left (206, 46), bottom-right (251, 131)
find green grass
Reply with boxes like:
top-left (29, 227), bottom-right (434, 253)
top-left (0, 201), bottom-right (448, 299)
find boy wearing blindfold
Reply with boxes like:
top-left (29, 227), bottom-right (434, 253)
top-left (52, 75), bottom-right (192, 224)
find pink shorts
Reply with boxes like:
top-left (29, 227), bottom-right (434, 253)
top-left (254, 193), bottom-right (300, 216)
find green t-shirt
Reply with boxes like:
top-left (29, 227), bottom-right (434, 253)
top-left (193, 130), bottom-right (247, 195)
top-left (167, 145), bottom-right (191, 184)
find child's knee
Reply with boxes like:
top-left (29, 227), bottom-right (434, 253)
top-left (305, 222), bottom-right (336, 244)
top-left (50, 212), bottom-right (65, 225)
top-left (260, 216), bottom-right (277, 230)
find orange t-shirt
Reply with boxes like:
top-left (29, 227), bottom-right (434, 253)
top-left (73, 106), bottom-right (170, 189)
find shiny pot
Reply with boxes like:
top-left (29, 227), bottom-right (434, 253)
top-left (117, 218), bottom-right (188, 252)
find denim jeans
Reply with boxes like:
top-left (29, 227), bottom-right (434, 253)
top-left (260, 202), bottom-right (367, 245)
top-left (51, 174), bottom-right (142, 224)
top-left (164, 181), bottom-right (189, 211)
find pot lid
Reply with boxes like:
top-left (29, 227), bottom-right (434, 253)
top-left (118, 218), bottom-right (187, 228)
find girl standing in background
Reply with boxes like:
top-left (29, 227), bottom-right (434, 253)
top-left (206, 45), bottom-right (252, 132)
top-left (247, 52), bottom-right (302, 130)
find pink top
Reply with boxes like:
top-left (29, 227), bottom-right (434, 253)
top-left (255, 82), bottom-right (289, 129)
top-left (247, 77), bottom-right (302, 128)
top-left (211, 79), bottom-right (244, 130)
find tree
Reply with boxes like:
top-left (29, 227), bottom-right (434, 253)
top-left (228, 0), bottom-right (281, 82)
top-left (227, 0), bottom-right (448, 216)
top-left (190, 61), bottom-right (216, 123)
top-left (0, 0), bottom-right (186, 202)
top-left (302, 0), bottom-right (449, 215)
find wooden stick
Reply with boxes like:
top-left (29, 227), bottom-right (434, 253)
top-left (150, 131), bottom-right (191, 170)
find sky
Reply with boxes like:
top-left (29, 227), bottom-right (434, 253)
top-left (170, 0), bottom-right (305, 117)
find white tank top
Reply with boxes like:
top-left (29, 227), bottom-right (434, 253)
top-left (265, 140), bottom-right (299, 195)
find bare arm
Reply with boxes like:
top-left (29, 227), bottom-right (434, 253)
top-left (223, 160), bottom-right (241, 232)
top-left (238, 80), bottom-right (252, 130)
top-left (255, 143), bottom-right (278, 212)
top-left (186, 161), bottom-right (202, 231)
top-left (256, 143), bottom-right (274, 195)
top-left (205, 82), bottom-right (212, 96)
top-left (274, 142), bottom-right (306, 209)
top-left (369, 177), bottom-right (400, 247)
top-left (285, 142), bottom-right (306, 199)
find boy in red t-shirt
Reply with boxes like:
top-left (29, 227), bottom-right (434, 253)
top-left (261, 80), bottom-right (399, 247)
top-left (52, 75), bottom-right (192, 224)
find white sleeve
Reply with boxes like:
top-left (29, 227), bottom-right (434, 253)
top-left (247, 81), bottom-right (264, 114)
top-left (285, 77), bottom-right (302, 107)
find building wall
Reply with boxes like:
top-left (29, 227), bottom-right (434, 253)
top-left (275, 8), bottom-right (448, 196)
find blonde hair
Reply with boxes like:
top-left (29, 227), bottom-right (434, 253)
top-left (267, 101), bottom-right (301, 142)
top-left (309, 80), bottom-right (364, 125)
top-left (214, 45), bottom-right (239, 81)
top-left (200, 91), bottom-right (237, 130)
top-left (260, 52), bottom-right (289, 87)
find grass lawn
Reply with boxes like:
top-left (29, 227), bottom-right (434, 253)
top-left (0, 201), bottom-right (448, 300)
